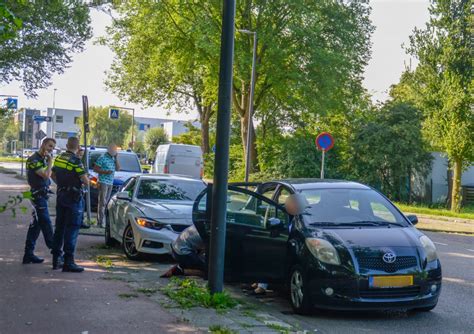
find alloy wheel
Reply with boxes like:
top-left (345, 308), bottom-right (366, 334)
top-left (123, 225), bottom-right (138, 257)
top-left (291, 270), bottom-right (304, 308)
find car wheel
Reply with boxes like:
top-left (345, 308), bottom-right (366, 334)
top-left (413, 304), bottom-right (437, 312)
top-left (289, 265), bottom-right (312, 315)
top-left (104, 211), bottom-right (117, 247)
top-left (122, 223), bottom-right (143, 261)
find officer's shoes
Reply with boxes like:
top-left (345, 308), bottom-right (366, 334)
top-left (52, 255), bottom-right (64, 270)
top-left (62, 263), bottom-right (84, 273)
top-left (22, 254), bottom-right (44, 264)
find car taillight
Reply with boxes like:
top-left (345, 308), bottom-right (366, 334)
top-left (200, 168), bottom-right (204, 178)
top-left (90, 176), bottom-right (98, 188)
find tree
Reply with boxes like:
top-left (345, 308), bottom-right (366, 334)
top-left (77, 106), bottom-right (132, 147)
top-left (0, 0), bottom-right (92, 97)
top-left (101, 0), bottom-right (373, 172)
top-left (144, 127), bottom-right (168, 159)
top-left (393, 0), bottom-right (473, 211)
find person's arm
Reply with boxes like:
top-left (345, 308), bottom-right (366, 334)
top-left (93, 158), bottom-right (112, 175)
top-left (50, 169), bottom-right (57, 184)
top-left (75, 159), bottom-right (90, 186)
top-left (80, 174), bottom-right (89, 186)
top-left (34, 155), bottom-right (53, 180)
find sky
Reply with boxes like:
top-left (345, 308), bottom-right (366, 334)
top-left (0, 0), bottom-right (430, 119)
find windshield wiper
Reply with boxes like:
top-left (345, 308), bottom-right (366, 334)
top-left (309, 221), bottom-right (405, 227)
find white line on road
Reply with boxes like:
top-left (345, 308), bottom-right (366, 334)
top-left (434, 242), bottom-right (448, 246)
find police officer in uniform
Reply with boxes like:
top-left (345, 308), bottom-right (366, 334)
top-left (22, 138), bottom-right (56, 264)
top-left (51, 137), bottom-right (89, 272)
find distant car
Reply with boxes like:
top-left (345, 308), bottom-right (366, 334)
top-left (86, 147), bottom-right (142, 211)
top-left (153, 144), bottom-right (203, 179)
top-left (105, 174), bottom-right (206, 260)
top-left (193, 180), bottom-right (442, 314)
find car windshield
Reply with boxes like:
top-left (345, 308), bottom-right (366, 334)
top-left (88, 151), bottom-right (141, 173)
top-left (299, 188), bottom-right (408, 227)
top-left (137, 179), bottom-right (205, 201)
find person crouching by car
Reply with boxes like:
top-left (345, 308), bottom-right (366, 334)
top-left (93, 144), bottom-right (120, 228)
top-left (161, 225), bottom-right (206, 277)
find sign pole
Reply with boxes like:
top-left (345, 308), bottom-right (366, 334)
top-left (321, 150), bottom-right (325, 179)
top-left (82, 96), bottom-right (91, 225)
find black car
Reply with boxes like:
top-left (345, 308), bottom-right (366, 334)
top-left (193, 179), bottom-right (441, 314)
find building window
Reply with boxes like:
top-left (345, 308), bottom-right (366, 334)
top-left (56, 115), bottom-right (63, 123)
top-left (160, 124), bottom-right (164, 128)
top-left (74, 117), bottom-right (80, 124)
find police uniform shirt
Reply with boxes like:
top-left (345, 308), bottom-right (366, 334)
top-left (52, 151), bottom-right (86, 189)
top-left (26, 152), bottom-right (50, 190)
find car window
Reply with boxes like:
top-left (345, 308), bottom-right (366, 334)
top-left (276, 188), bottom-right (291, 205)
top-left (300, 188), bottom-right (408, 226)
top-left (117, 153), bottom-right (141, 172)
top-left (88, 151), bottom-right (102, 169)
top-left (122, 177), bottom-right (136, 193)
top-left (261, 187), bottom-right (276, 200)
top-left (136, 179), bottom-right (205, 200)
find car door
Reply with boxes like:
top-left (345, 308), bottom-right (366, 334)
top-left (192, 184), bottom-right (290, 283)
top-left (113, 177), bottom-right (137, 239)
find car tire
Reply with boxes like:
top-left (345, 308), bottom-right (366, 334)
top-left (289, 264), bottom-right (313, 315)
top-left (104, 211), bottom-right (117, 247)
top-left (413, 304), bottom-right (437, 312)
top-left (122, 223), bottom-right (143, 261)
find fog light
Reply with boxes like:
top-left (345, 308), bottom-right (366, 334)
top-left (430, 284), bottom-right (437, 293)
top-left (324, 287), bottom-right (334, 296)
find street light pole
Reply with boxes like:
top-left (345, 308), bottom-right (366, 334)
top-left (237, 29), bottom-right (257, 183)
top-left (51, 88), bottom-right (57, 139)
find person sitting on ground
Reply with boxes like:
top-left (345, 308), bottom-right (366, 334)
top-left (161, 224), bottom-right (206, 278)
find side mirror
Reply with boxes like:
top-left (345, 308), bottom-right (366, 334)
top-left (116, 191), bottom-right (131, 201)
top-left (406, 214), bottom-right (418, 225)
top-left (268, 217), bottom-right (283, 228)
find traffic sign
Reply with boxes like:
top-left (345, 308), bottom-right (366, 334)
top-left (109, 108), bottom-right (120, 119)
top-left (33, 115), bottom-right (52, 123)
top-left (35, 130), bottom-right (47, 140)
top-left (6, 97), bottom-right (18, 110)
top-left (315, 132), bottom-right (334, 152)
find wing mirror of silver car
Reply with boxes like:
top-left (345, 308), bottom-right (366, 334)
top-left (116, 191), bottom-right (131, 201)
top-left (268, 217), bottom-right (283, 228)
top-left (406, 214), bottom-right (418, 225)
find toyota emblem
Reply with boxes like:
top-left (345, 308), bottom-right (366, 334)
top-left (382, 252), bottom-right (397, 264)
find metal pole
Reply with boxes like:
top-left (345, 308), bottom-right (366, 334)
top-left (244, 32), bottom-right (257, 183)
top-left (208, 0), bottom-right (236, 294)
top-left (51, 88), bottom-right (57, 139)
top-left (131, 108), bottom-right (135, 149)
top-left (82, 96), bottom-right (91, 225)
top-left (321, 150), bottom-right (325, 179)
top-left (21, 109), bottom-right (26, 176)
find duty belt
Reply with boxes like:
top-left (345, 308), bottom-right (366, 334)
top-left (31, 187), bottom-right (52, 198)
top-left (58, 186), bottom-right (83, 194)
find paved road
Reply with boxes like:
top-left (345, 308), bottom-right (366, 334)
top-left (0, 173), bottom-right (196, 334)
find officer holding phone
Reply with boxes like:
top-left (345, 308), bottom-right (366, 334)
top-left (23, 138), bottom-right (56, 264)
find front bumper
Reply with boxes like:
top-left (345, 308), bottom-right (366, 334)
top-left (131, 223), bottom-right (182, 255)
top-left (307, 260), bottom-right (442, 311)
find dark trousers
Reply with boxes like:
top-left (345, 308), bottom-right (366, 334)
top-left (171, 248), bottom-right (207, 272)
top-left (52, 194), bottom-right (83, 261)
top-left (24, 196), bottom-right (53, 255)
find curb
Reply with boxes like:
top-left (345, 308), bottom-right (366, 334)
top-left (417, 227), bottom-right (474, 236)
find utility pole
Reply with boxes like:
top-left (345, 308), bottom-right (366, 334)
top-left (51, 88), bottom-right (57, 139)
top-left (208, 0), bottom-right (236, 294)
top-left (237, 29), bottom-right (257, 183)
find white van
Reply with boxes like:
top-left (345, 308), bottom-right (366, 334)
top-left (154, 144), bottom-right (203, 179)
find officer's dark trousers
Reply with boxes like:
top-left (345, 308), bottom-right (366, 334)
top-left (52, 192), bottom-right (84, 261)
top-left (24, 195), bottom-right (53, 255)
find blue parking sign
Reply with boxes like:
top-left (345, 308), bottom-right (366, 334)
top-left (6, 98), bottom-right (18, 110)
top-left (109, 108), bottom-right (120, 119)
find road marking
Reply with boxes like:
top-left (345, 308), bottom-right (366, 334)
top-left (443, 277), bottom-right (474, 287)
top-left (467, 249), bottom-right (474, 252)
top-left (445, 252), bottom-right (474, 259)
top-left (434, 242), bottom-right (448, 246)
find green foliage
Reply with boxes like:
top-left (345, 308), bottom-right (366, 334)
top-left (0, 193), bottom-right (27, 218)
top-left (172, 123), bottom-right (204, 147)
top-left (143, 127), bottom-right (168, 159)
top-left (209, 325), bottom-right (237, 334)
top-left (0, 0), bottom-right (92, 97)
top-left (162, 278), bottom-right (238, 311)
top-left (395, 202), bottom-right (474, 220)
top-left (78, 106), bottom-right (132, 147)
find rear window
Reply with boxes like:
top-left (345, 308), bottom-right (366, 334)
top-left (88, 151), bottom-right (141, 173)
top-left (136, 178), bottom-right (205, 201)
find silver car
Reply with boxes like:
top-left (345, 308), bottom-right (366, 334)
top-left (105, 174), bottom-right (206, 260)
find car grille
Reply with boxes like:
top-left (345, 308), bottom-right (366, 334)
top-left (170, 224), bottom-right (188, 233)
top-left (359, 286), bottom-right (421, 299)
top-left (357, 256), bottom-right (418, 273)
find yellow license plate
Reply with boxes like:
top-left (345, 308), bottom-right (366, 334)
top-left (369, 275), bottom-right (413, 288)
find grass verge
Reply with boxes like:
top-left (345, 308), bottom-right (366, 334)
top-left (161, 278), bottom-right (238, 311)
top-left (396, 203), bottom-right (474, 220)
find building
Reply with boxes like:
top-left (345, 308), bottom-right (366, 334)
top-left (14, 108), bottom-right (41, 149)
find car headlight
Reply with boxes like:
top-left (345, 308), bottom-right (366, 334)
top-left (135, 217), bottom-right (166, 230)
top-left (305, 238), bottom-right (341, 265)
top-left (419, 235), bottom-right (438, 262)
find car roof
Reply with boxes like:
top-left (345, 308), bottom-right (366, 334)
top-left (269, 179), bottom-right (372, 191)
top-left (87, 148), bottom-right (137, 155)
top-left (137, 173), bottom-right (205, 182)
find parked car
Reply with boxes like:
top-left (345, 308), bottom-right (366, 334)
top-left (86, 147), bottom-right (142, 211)
top-left (105, 174), bottom-right (206, 260)
top-left (153, 144), bottom-right (203, 179)
top-left (193, 179), bottom-right (442, 314)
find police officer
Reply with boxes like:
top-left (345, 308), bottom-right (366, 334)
top-left (22, 138), bottom-right (56, 264)
top-left (51, 137), bottom-right (89, 272)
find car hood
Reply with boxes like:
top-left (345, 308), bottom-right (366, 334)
top-left (135, 199), bottom-right (194, 222)
top-left (308, 226), bottom-right (421, 248)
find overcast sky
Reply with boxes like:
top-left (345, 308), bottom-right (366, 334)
top-left (0, 0), bottom-right (430, 119)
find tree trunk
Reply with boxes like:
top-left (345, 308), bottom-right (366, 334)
top-left (450, 158), bottom-right (463, 212)
top-left (240, 113), bottom-right (258, 173)
top-left (200, 110), bottom-right (210, 155)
